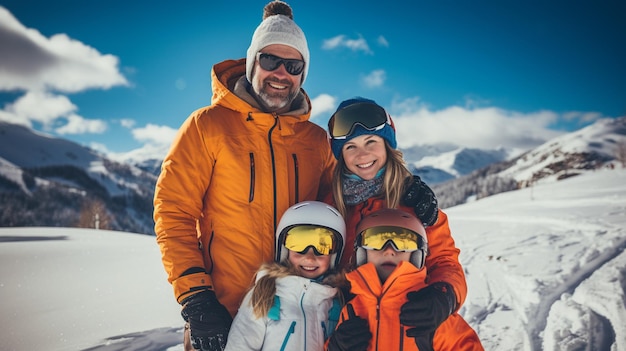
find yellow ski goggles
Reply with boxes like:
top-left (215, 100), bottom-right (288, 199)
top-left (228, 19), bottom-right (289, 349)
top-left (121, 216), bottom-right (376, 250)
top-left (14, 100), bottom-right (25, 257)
top-left (284, 225), bottom-right (339, 256)
top-left (359, 226), bottom-right (426, 252)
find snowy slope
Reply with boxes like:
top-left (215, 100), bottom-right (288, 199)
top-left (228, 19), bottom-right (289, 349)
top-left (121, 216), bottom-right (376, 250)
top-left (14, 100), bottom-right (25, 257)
top-left (0, 228), bottom-right (182, 351)
top-left (0, 168), bottom-right (624, 350)
top-left (448, 168), bottom-right (626, 350)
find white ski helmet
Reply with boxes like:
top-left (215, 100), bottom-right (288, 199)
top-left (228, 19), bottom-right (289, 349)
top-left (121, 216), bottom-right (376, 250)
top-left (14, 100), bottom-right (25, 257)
top-left (276, 201), bottom-right (346, 269)
top-left (354, 208), bottom-right (428, 269)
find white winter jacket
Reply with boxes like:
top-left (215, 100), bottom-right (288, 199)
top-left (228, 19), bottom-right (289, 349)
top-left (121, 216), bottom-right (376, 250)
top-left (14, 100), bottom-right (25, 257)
top-left (225, 268), bottom-right (341, 351)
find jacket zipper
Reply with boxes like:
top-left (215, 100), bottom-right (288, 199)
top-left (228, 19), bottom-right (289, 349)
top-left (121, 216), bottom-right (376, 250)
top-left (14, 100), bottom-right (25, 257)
top-left (269, 115), bottom-right (279, 230)
top-left (292, 153), bottom-right (299, 203)
top-left (355, 269), bottom-right (402, 351)
top-left (300, 285), bottom-right (308, 350)
top-left (279, 321), bottom-right (296, 351)
top-left (249, 153), bottom-right (255, 202)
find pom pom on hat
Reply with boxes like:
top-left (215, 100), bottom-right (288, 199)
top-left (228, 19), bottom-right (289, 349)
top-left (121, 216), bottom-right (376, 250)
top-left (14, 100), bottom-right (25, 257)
top-left (329, 97), bottom-right (397, 159)
top-left (246, 1), bottom-right (310, 84)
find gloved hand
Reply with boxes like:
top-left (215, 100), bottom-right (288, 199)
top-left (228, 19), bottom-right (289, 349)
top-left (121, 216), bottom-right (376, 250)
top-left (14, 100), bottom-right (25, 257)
top-left (181, 290), bottom-right (233, 351)
top-left (402, 175), bottom-right (439, 227)
top-left (400, 282), bottom-right (456, 337)
top-left (327, 304), bottom-right (371, 351)
top-left (413, 331), bottom-right (435, 351)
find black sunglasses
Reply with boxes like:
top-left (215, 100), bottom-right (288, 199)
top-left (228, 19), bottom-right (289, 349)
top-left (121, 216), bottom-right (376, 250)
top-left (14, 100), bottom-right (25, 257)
top-left (256, 52), bottom-right (305, 76)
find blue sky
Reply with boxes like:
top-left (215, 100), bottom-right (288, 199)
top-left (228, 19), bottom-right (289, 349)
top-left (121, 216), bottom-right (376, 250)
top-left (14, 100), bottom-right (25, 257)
top-left (1, 0), bottom-right (625, 162)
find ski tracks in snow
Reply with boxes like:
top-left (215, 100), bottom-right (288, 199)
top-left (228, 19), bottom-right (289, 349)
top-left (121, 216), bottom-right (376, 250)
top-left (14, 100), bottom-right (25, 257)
top-left (449, 181), bottom-right (626, 350)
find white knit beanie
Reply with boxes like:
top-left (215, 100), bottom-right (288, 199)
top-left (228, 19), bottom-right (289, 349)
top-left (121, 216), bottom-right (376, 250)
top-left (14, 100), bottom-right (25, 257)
top-left (246, 4), bottom-right (309, 84)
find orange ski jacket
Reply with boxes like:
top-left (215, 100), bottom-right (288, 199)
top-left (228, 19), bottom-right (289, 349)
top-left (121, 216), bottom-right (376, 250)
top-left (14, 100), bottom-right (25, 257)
top-left (153, 58), bottom-right (336, 315)
top-left (335, 197), bottom-right (468, 310)
top-left (333, 262), bottom-right (483, 351)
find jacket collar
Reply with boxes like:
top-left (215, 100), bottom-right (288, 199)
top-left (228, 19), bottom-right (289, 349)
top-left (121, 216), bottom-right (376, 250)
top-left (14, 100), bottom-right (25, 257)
top-left (211, 58), bottom-right (311, 119)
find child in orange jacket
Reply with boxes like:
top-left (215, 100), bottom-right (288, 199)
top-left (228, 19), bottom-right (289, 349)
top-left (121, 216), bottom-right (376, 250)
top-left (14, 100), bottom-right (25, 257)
top-left (326, 208), bottom-right (483, 351)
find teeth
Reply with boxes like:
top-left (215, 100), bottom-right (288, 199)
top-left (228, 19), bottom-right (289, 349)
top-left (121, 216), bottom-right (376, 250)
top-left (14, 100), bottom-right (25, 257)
top-left (357, 161), bottom-right (374, 168)
top-left (301, 266), bottom-right (317, 271)
top-left (268, 82), bottom-right (287, 90)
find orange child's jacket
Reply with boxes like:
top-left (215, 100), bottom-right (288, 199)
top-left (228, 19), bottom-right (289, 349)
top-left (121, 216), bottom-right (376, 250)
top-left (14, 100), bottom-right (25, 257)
top-left (153, 58), bottom-right (336, 315)
top-left (332, 261), bottom-right (483, 351)
top-left (335, 197), bottom-right (468, 310)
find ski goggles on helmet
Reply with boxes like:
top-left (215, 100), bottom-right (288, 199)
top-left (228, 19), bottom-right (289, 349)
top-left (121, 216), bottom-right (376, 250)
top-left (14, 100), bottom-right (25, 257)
top-left (257, 52), bottom-right (305, 76)
top-left (358, 226), bottom-right (426, 252)
top-left (328, 102), bottom-right (391, 139)
top-left (284, 225), bottom-right (339, 256)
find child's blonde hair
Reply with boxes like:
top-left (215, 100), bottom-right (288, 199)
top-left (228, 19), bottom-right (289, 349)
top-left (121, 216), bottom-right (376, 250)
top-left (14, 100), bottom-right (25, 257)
top-left (249, 262), bottom-right (295, 318)
top-left (248, 261), bottom-right (347, 318)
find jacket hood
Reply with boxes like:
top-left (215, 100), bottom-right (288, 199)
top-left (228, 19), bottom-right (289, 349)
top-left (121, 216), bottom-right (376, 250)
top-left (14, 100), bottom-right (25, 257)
top-left (211, 58), bottom-right (311, 119)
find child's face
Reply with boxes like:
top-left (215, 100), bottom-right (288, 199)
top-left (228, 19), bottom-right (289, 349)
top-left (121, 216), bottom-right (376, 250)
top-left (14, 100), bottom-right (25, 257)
top-left (288, 248), bottom-right (331, 280)
top-left (366, 245), bottom-right (411, 282)
top-left (341, 134), bottom-right (387, 180)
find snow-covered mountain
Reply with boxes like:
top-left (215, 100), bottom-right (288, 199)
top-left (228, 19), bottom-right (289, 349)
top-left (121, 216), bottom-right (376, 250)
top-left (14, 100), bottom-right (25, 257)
top-left (401, 143), bottom-right (510, 184)
top-left (433, 116), bottom-right (626, 208)
top-left (0, 121), bottom-right (157, 235)
top-left (498, 116), bottom-right (626, 185)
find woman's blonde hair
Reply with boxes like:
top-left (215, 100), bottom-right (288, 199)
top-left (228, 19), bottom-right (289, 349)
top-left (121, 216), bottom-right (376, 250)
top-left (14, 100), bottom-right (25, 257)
top-left (332, 141), bottom-right (412, 218)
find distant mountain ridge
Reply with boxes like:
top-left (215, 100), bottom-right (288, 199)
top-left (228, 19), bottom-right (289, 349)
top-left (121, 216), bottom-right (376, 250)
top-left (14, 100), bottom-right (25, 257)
top-left (401, 143), bottom-right (510, 184)
top-left (432, 116), bottom-right (626, 208)
top-left (1, 117), bottom-right (624, 232)
top-left (0, 121), bottom-right (156, 234)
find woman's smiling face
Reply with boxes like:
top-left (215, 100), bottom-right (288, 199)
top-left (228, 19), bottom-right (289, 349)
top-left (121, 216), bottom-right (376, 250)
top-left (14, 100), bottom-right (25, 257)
top-left (341, 134), bottom-right (387, 180)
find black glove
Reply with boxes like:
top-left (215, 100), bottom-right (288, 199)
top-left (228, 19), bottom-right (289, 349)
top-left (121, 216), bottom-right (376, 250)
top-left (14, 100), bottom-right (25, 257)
top-left (327, 304), bottom-right (372, 351)
top-left (413, 331), bottom-right (435, 351)
top-left (402, 175), bottom-right (439, 227)
top-left (181, 290), bottom-right (233, 351)
top-left (400, 282), bottom-right (456, 337)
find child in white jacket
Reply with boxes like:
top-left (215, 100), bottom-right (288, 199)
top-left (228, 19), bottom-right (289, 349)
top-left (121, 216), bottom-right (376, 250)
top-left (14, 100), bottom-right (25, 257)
top-left (225, 201), bottom-right (346, 351)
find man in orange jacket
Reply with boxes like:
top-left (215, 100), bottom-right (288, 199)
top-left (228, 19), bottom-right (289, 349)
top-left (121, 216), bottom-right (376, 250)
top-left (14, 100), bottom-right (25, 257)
top-left (153, 2), bottom-right (438, 351)
top-left (327, 209), bottom-right (483, 351)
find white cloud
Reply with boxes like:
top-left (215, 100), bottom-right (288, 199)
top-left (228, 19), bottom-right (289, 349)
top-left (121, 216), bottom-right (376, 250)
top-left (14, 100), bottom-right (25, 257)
top-left (105, 123), bottom-right (178, 163)
top-left (322, 34), bottom-right (372, 54)
top-left (362, 70), bottom-right (386, 88)
top-left (132, 123), bottom-right (178, 145)
top-left (55, 114), bottom-right (107, 135)
top-left (4, 91), bottom-right (76, 126)
top-left (119, 119), bottom-right (136, 129)
top-left (0, 7), bottom-right (128, 137)
top-left (310, 94), bottom-right (336, 120)
top-left (563, 111), bottom-right (603, 124)
top-left (0, 90), bottom-right (108, 134)
top-left (389, 97), bottom-right (565, 151)
top-left (0, 7), bottom-right (128, 93)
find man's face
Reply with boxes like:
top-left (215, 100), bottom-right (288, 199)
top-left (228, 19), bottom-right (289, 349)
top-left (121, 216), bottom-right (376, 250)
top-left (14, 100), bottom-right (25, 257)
top-left (251, 44), bottom-right (303, 114)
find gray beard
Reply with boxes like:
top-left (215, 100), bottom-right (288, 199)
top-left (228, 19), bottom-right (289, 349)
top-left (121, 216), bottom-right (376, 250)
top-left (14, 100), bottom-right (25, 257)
top-left (255, 88), bottom-right (296, 112)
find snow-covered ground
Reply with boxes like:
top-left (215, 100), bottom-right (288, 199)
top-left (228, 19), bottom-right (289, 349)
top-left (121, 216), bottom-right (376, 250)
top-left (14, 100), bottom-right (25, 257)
top-left (449, 168), bottom-right (626, 350)
top-left (0, 228), bottom-right (183, 351)
top-left (1, 168), bottom-right (624, 351)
